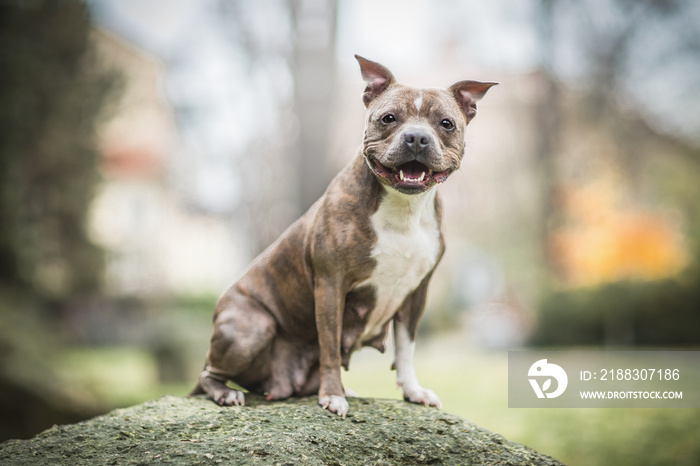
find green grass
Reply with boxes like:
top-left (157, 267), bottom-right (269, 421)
top-left (56, 338), bottom-right (700, 466)
top-left (55, 346), bottom-right (192, 408)
top-left (343, 335), bottom-right (700, 466)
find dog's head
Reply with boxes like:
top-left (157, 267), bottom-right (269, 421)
top-left (356, 55), bottom-right (497, 195)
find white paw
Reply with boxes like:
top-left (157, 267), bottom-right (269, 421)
top-left (344, 387), bottom-right (358, 398)
top-left (217, 389), bottom-right (245, 406)
top-left (319, 395), bottom-right (349, 418)
top-left (402, 385), bottom-right (442, 409)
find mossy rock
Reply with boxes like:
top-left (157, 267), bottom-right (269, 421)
top-left (0, 395), bottom-right (563, 465)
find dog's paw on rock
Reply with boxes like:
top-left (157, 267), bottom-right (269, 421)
top-left (319, 395), bottom-right (349, 418)
top-left (403, 386), bottom-right (442, 409)
top-left (216, 389), bottom-right (245, 407)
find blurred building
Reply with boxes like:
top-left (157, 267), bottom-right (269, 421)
top-left (89, 28), bottom-right (245, 297)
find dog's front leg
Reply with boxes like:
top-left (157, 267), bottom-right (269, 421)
top-left (393, 277), bottom-right (442, 409)
top-left (314, 276), bottom-right (349, 418)
top-left (394, 319), bottom-right (442, 408)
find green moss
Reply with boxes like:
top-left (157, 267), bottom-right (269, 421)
top-left (0, 395), bottom-right (562, 465)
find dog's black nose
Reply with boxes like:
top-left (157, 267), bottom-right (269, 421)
top-left (403, 130), bottom-right (431, 152)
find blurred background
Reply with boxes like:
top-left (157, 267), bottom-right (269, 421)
top-left (1, 0), bottom-right (699, 463)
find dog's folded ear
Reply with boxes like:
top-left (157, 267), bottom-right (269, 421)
top-left (449, 80), bottom-right (498, 122)
top-left (355, 55), bottom-right (396, 107)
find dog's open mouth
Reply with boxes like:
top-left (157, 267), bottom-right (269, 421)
top-left (371, 159), bottom-right (453, 192)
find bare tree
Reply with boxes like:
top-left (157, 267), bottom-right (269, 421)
top-left (215, 0), bottom-right (337, 253)
top-left (289, 0), bottom-right (338, 213)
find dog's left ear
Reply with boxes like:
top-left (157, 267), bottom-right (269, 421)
top-left (449, 81), bottom-right (498, 122)
top-left (355, 55), bottom-right (396, 107)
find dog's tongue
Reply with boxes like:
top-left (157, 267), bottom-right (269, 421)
top-left (398, 161), bottom-right (427, 182)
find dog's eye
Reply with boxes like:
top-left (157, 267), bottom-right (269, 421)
top-left (440, 119), bottom-right (454, 130)
top-left (381, 114), bottom-right (396, 124)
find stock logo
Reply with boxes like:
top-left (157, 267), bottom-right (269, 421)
top-left (528, 359), bottom-right (568, 399)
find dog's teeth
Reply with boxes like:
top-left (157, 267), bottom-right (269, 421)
top-left (399, 169), bottom-right (427, 183)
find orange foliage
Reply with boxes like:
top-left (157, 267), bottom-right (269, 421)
top-left (551, 176), bottom-right (689, 287)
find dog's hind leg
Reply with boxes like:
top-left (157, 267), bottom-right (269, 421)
top-left (198, 369), bottom-right (246, 406)
top-left (199, 293), bottom-right (277, 406)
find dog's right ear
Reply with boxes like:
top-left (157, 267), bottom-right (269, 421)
top-left (355, 55), bottom-right (395, 107)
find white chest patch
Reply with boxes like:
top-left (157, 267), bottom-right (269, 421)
top-left (356, 187), bottom-right (441, 343)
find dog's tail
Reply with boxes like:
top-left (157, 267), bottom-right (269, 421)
top-left (188, 361), bottom-right (207, 396)
top-left (189, 382), bottom-right (205, 396)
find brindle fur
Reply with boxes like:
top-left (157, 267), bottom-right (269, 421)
top-left (193, 56), bottom-right (496, 417)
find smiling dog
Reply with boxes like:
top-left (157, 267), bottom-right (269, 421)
top-left (192, 56), bottom-right (496, 418)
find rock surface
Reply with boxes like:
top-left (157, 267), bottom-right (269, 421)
top-left (0, 395), bottom-right (563, 465)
